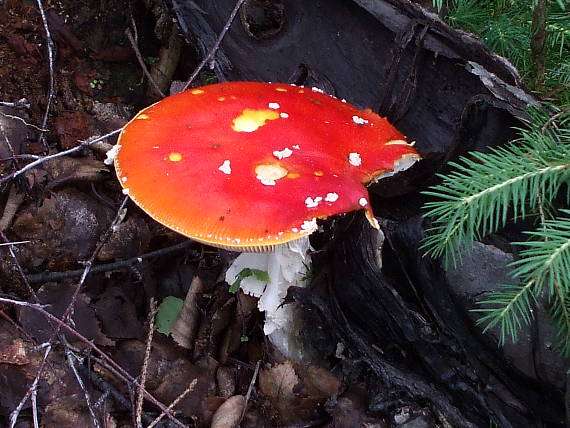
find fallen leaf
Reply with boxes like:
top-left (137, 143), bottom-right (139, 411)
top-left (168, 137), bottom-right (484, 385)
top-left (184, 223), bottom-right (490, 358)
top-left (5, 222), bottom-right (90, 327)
top-left (12, 188), bottom-right (115, 268)
top-left (210, 395), bottom-right (245, 428)
top-left (42, 394), bottom-right (98, 428)
top-left (93, 286), bottom-right (144, 340)
top-left (259, 361), bottom-right (338, 425)
top-left (298, 364), bottom-right (341, 398)
top-left (4, 33), bottom-right (36, 56)
top-left (46, 9), bottom-right (84, 51)
top-left (171, 276), bottom-right (203, 348)
top-left (216, 365), bottom-right (236, 398)
top-left (151, 358), bottom-right (218, 423)
top-left (259, 361), bottom-right (299, 399)
top-left (97, 214), bottom-right (151, 261)
top-left (44, 156), bottom-right (108, 189)
top-left (18, 282), bottom-right (114, 346)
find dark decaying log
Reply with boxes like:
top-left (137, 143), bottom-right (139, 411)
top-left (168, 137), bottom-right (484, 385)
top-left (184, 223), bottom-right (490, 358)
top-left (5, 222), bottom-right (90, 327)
top-left (294, 214), bottom-right (565, 427)
top-left (168, 0), bottom-right (566, 425)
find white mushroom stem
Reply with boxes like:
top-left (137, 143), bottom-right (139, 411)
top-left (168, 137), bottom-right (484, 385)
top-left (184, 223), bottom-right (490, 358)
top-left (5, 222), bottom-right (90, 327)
top-left (225, 237), bottom-right (311, 359)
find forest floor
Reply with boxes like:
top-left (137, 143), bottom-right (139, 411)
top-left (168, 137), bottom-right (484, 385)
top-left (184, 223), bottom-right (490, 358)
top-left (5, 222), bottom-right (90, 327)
top-left (0, 1), bottom-right (418, 426)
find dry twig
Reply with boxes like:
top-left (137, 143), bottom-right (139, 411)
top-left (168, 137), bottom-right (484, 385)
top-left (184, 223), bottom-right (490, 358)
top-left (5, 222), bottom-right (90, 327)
top-left (0, 129), bottom-right (121, 185)
top-left (64, 339), bottom-right (101, 428)
top-left (0, 230), bottom-right (39, 302)
top-left (0, 112), bottom-right (49, 132)
top-left (125, 28), bottom-right (166, 98)
top-left (26, 240), bottom-right (195, 283)
top-left (0, 99), bottom-right (31, 109)
top-left (34, 0), bottom-right (56, 151)
top-left (8, 344), bottom-right (51, 428)
top-left (181, 0), bottom-right (247, 91)
top-left (0, 295), bottom-right (189, 428)
top-left (136, 299), bottom-right (158, 428)
top-left (147, 379), bottom-right (197, 428)
top-left (240, 360), bottom-right (261, 422)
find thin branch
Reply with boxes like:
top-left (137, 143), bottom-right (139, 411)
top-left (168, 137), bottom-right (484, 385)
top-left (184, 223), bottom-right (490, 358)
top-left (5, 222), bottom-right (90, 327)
top-left (0, 230), bottom-right (40, 303)
top-left (541, 108), bottom-right (570, 135)
top-left (0, 296), bottom-right (189, 428)
top-left (147, 379), bottom-right (197, 428)
top-left (0, 128), bottom-right (121, 185)
top-left (0, 112), bottom-right (50, 132)
top-left (78, 362), bottom-right (156, 426)
top-left (136, 299), bottom-right (158, 428)
top-left (35, 0), bottom-right (56, 152)
top-left (0, 99), bottom-right (31, 109)
top-left (9, 344), bottom-right (51, 428)
top-left (64, 341), bottom-right (101, 428)
top-left (125, 28), bottom-right (166, 98)
top-left (181, 0), bottom-right (247, 91)
top-left (26, 240), bottom-right (195, 283)
top-left (240, 360), bottom-right (261, 422)
top-left (7, 196), bottom-right (128, 427)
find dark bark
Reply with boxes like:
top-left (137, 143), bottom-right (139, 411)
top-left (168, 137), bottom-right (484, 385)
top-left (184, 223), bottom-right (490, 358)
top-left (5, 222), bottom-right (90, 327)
top-left (293, 214), bottom-right (565, 427)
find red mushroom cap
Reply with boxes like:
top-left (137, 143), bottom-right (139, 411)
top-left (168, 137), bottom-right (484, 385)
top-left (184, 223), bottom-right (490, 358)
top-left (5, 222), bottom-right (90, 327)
top-left (114, 82), bottom-right (420, 251)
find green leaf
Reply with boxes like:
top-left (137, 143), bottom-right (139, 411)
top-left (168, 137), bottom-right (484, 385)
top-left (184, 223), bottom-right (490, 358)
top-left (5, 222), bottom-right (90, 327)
top-left (229, 268), bottom-right (270, 294)
top-left (155, 296), bottom-right (184, 335)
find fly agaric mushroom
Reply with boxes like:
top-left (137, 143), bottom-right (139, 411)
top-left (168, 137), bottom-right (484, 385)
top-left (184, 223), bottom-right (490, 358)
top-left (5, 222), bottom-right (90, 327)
top-left (112, 81), bottom-right (420, 359)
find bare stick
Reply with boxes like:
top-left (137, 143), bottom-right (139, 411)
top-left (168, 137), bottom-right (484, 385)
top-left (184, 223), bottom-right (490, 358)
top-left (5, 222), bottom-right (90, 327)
top-left (0, 230), bottom-right (40, 303)
top-left (136, 299), bottom-right (158, 428)
top-left (0, 99), bottom-right (31, 109)
top-left (79, 363), bottom-right (155, 426)
top-left (31, 376), bottom-right (40, 428)
top-left (0, 112), bottom-right (49, 132)
top-left (9, 344), bottom-right (51, 428)
top-left (26, 240), bottom-right (195, 283)
top-left (181, 0), bottom-right (247, 91)
top-left (147, 379), bottom-right (197, 428)
top-left (0, 297), bottom-right (188, 428)
top-left (7, 196), bottom-right (128, 427)
top-left (240, 360), bottom-right (261, 422)
top-left (0, 122), bottom-right (22, 171)
top-left (64, 340), bottom-right (101, 428)
top-left (126, 29), bottom-right (166, 99)
top-left (0, 128), bottom-right (121, 185)
top-left (35, 0), bottom-right (56, 151)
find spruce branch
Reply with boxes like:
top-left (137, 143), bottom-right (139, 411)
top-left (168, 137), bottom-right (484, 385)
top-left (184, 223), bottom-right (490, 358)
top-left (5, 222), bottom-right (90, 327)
top-left (473, 281), bottom-right (537, 346)
top-left (422, 109), bottom-right (570, 355)
top-left (474, 211), bottom-right (570, 355)
top-left (421, 140), bottom-right (570, 267)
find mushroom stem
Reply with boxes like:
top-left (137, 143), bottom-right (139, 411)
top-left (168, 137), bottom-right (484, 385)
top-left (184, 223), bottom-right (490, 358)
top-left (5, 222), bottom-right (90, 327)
top-left (225, 237), bottom-right (311, 359)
